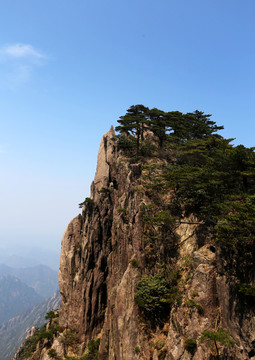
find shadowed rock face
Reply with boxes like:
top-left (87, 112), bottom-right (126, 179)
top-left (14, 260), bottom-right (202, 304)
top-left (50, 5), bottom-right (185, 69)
top-left (15, 128), bottom-right (255, 360)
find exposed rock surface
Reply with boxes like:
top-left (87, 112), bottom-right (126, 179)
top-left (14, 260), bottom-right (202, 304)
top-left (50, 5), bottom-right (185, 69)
top-left (14, 128), bottom-right (255, 359)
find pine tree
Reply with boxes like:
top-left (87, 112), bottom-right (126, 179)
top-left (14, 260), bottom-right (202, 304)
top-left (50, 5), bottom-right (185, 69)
top-left (115, 104), bottom-right (149, 154)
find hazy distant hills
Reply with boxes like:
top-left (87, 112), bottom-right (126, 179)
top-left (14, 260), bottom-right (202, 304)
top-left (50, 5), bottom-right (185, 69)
top-left (0, 246), bottom-right (60, 271)
top-left (0, 264), bottom-right (58, 298)
top-left (0, 262), bottom-right (59, 358)
top-left (0, 264), bottom-right (60, 359)
top-left (0, 291), bottom-right (61, 360)
top-left (0, 276), bottom-right (42, 324)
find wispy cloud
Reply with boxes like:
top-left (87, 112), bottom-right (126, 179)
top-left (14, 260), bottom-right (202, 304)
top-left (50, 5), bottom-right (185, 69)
top-left (2, 43), bottom-right (46, 60)
top-left (0, 43), bottom-right (48, 88)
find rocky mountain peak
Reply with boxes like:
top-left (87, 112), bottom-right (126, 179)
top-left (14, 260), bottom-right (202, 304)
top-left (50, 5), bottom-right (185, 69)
top-left (13, 110), bottom-right (255, 359)
top-left (91, 126), bottom-right (116, 201)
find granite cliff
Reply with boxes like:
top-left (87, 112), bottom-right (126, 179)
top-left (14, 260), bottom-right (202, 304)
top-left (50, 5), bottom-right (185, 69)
top-left (13, 108), bottom-right (255, 360)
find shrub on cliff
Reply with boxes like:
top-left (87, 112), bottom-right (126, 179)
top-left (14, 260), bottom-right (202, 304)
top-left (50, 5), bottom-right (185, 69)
top-left (135, 274), bottom-right (178, 319)
top-left (19, 324), bottom-right (50, 359)
top-left (59, 329), bottom-right (80, 353)
top-left (184, 338), bottom-right (197, 353)
top-left (83, 338), bottom-right (100, 360)
top-left (200, 328), bottom-right (235, 357)
top-left (48, 349), bottom-right (58, 358)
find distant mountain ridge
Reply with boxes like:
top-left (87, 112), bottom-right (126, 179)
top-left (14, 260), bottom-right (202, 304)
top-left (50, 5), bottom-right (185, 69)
top-left (0, 264), bottom-right (59, 358)
top-left (0, 276), bottom-right (42, 324)
top-left (0, 264), bottom-right (58, 298)
top-left (0, 291), bottom-right (60, 360)
top-left (0, 246), bottom-right (60, 270)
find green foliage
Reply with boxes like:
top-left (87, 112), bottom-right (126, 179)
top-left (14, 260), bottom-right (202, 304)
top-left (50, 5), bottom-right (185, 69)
top-left (216, 195), bottom-right (255, 246)
top-left (135, 274), bottom-right (179, 318)
top-left (140, 140), bottom-right (156, 156)
top-left (48, 349), bottom-right (58, 358)
top-left (186, 299), bottom-right (203, 314)
top-left (158, 349), bottom-right (167, 360)
top-left (237, 283), bottom-right (255, 297)
top-left (115, 105), bottom-right (255, 311)
top-left (191, 291), bottom-right (199, 298)
top-left (19, 329), bottom-right (41, 359)
top-left (116, 104), bottom-right (149, 154)
top-left (118, 208), bottom-right (127, 214)
top-left (19, 324), bottom-right (54, 359)
top-left (178, 110), bottom-right (223, 141)
top-left (153, 341), bottom-right (165, 350)
top-left (200, 328), bottom-right (235, 347)
top-left (98, 187), bottom-right (112, 196)
top-left (184, 338), bottom-right (197, 353)
top-left (162, 137), bottom-right (237, 221)
top-left (56, 340), bottom-right (100, 360)
top-left (117, 134), bottom-right (136, 151)
top-left (134, 345), bottom-right (140, 354)
top-left (130, 258), bottom-right (140, 268)
top-left (147, 107), bottom-right (170, 148)
top-left (79, 197), bottom-right (94, 209)
top-left (40, 330), bottom-right (54, 340)
top-left (45, 311), bottom-right (59, 321)
top-left (115, 106), bottom-right (223, 152)
top-left (216, 195), bottom-right (255, 281)
top-left (83, 338), bottom-right (100, 360)
top-left (59, 329), bottom-right (80, 347)
top-left (142, 210), bottom-right (176, 226)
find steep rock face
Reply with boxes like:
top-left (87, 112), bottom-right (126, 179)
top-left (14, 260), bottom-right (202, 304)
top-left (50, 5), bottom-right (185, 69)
top-left (58, 128), bottom-right (143, 358)
top-left (15, 128), bottom-right (255, 360)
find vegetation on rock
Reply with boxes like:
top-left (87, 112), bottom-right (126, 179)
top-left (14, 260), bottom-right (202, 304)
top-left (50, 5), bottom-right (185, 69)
top-left (83, 338), bottom-right (100, 360)
top-left (200, 328), bottom-right (235, 357)
top-left (15, 105), bottom-right (255, 359)
top-left (184, 338), bottom-right (197, 353)
top-left (18, 324), bottom-right (47, 359)
top-left (135, 274), bottom-right (174, 314)
top-left (116, 104), bottom-right (255, 291)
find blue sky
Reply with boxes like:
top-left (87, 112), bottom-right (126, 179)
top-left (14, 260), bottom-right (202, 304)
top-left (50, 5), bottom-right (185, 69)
top-left (0, 0), bottom-right (254, 259)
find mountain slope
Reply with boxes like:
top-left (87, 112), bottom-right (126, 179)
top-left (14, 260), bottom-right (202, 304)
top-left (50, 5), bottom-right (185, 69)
top-left (0, 264), bottom-right (58, 298)
top-left (0, 291), bottom-right (60, 360)
top-left (0, 276), bottom-right (42, 324)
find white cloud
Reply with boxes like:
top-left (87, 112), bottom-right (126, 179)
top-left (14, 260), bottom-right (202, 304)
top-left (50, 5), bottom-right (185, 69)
top-left (0, 43), bottom-right (46, 61)
top-left (0, 43), bottom-right (48, 88)
top-left (5, 44), bottom-right (43, 58)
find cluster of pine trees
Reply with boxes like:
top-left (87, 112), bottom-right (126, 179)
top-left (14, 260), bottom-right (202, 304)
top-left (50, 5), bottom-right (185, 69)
top-left (115, 104), bottom-right (223, 153)
top-left (116, 105), bottom-right (255, 286)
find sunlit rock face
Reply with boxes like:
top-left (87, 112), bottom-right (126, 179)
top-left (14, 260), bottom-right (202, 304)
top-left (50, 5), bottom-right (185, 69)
top-left (14, 128), bottom-right (255, 360)
top-left (58, 127), bottom-right (142, 358)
